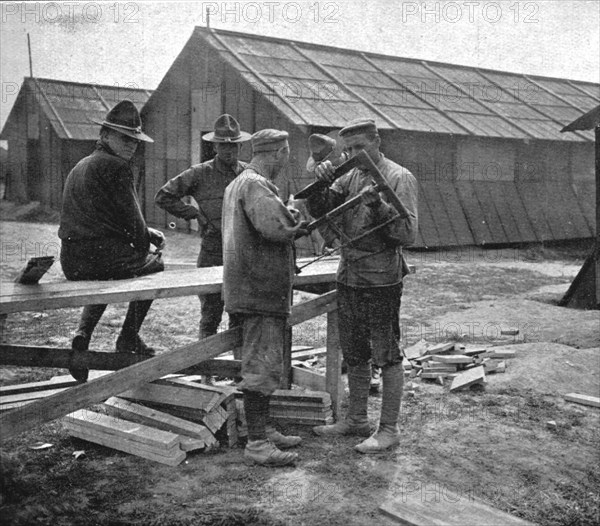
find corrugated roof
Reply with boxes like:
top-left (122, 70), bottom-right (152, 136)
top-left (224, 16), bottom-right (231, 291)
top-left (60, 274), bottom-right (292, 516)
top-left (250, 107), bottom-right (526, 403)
top-left (196, 27), bottom-right (598, 142)
top-left (4, 78), bottom-right (152, 141)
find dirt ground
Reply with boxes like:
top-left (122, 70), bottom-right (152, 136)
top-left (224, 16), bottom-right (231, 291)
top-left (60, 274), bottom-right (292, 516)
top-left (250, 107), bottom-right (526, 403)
top-left (0, 216), bottom-right (599, 526)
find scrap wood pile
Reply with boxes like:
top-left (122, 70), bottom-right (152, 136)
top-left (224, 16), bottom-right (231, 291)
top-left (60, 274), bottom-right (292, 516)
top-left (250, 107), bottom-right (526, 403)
top-left (0, 371), bottom-right (332, 466)
top-left (402, 339), bottom-right (516, 393)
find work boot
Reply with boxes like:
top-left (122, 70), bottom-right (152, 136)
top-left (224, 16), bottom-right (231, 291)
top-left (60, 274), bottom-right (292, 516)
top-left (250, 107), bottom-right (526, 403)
top-left (355, 363), bottom-right (404, 453)
top-left (370, 365), bottom-right (381, 394)
top-left (313, 362), bottom-right (371, 437)
top-left (266, 426), bottom-right (302, 448)
top-left (244, 439), bottom-right (298, 467)
top-left (354, 424), bottom-right (401, 453)
top-left (69, 330), bottom-right (90, 383)
top-left (115, 331), bottom-right (156, 356)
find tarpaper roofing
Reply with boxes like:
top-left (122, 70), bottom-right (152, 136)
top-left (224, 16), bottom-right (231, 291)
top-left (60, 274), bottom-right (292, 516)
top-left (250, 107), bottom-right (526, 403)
top-left (1, 78), bottom-right (152, 141)
top-left (195, 27), bottom-right (598, 142)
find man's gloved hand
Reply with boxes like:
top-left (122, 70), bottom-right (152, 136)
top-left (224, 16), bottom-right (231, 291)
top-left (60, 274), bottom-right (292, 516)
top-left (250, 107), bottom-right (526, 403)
top-left (360, 185), bottom-right (382, 208)
top-left (148, 227), bottom-right (166, 250)
top-left (314, 160), bottom-right (337, 185)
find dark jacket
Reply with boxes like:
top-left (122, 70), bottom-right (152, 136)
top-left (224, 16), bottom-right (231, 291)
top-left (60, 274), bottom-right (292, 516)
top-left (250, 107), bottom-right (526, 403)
top-left (59, 141), bottom-right (160, 280)
top-left (154, 157), bottom-right (247, 267)
top-left (222, 166), bottom-right (298, 316)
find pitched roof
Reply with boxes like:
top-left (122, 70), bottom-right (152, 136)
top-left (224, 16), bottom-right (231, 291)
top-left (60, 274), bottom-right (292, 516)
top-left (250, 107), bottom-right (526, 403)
top-left (194, 27), bottom-right (598, 142)
top-left (1, 77), bottom-right (152, 141)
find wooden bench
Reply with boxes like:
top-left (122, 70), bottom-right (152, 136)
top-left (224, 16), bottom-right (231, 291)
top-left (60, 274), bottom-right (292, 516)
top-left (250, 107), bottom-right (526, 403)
top-left (0, 257), bottom-right (344, 442)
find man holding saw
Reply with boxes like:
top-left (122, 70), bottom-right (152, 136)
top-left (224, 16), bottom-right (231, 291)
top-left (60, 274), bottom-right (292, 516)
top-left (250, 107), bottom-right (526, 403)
top-left (305, 119), bottom-right (418, 453)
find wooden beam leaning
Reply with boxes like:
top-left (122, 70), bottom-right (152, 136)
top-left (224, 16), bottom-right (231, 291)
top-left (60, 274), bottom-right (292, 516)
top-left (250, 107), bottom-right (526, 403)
top-left (0, 328), bottom-right (243, 444)
top-left (0, 292), bottom-right (340, 443)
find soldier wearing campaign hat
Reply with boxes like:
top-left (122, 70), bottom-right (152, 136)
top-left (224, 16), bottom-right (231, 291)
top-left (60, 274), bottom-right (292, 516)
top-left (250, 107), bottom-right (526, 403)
top-left (59, 100), bottom-right (165, 382)
top-left (306, 118), bottom-right (418, 454)
top-left (155, 114), bottom-right (251, 365)
top-left (222, 129), bottom-right (309, 467)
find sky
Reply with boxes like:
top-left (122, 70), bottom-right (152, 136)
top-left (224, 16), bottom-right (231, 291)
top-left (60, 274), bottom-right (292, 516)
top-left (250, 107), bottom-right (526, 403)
top-left (1, 0), bottom-right (599, 133)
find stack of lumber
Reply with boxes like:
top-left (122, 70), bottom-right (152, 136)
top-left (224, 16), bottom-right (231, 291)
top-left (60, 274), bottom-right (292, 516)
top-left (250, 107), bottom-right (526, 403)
top-left (61, 375), bottom-right (240, 466)
top-left (268, 389), bottom-right (333, 426)
top-left (403, 340), bottom-right (515, 392)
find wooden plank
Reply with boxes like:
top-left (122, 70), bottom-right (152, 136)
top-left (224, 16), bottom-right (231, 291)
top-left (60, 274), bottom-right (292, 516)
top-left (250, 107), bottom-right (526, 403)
top-left (103, 397), bottom-right (214, 445)
top-left (202, 405), bottom-right (228, 434)
top-left (0, 377), bottom-right (78, 396)
top-left (0, 328), bottom-right (242, 443)
top-left (271, 390), bottom-right (331, 404)
top-left (119, 383), bottom-right (223, 414)
top-left (564, 393), bottom-right (600, 408)
top-left (449, 366), bottom-right (486, 391)
top-left (64, 424), bottom-right (186, 466)
top-left (1, 387), bottom-right (69, 405)
top-left (484, 349), bottom-right (517, 359)
top-left (325, 309), bottom-right (343, 418)
top-left (289, 290), bottom-right (337, 325)
top-left (0, 258), bottom-right (338, 314)
top-left (0, 344), bottom-right (150, 369)
top-left (271, 415), bottom-right (334, 426)
top-left (425, 342), bottom-right (456, 356)
top-left (64, 409), bottom-right (180, 450)
top-left (292, 366), bottom-right (327, 392)
top-left (379, 487), bottom-right (536, 525)
top-left (430, 355), bottom-right (474, 364)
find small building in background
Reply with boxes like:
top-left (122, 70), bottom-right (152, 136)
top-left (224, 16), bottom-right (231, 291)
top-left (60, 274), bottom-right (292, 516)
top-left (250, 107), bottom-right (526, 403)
top-left (142, 26), bottom-right (598, 254)
top-left (0, 78), bottom-right (152, 209)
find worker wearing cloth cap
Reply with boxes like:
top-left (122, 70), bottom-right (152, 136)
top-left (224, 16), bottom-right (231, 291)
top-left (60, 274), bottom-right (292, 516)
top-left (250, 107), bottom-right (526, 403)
top-left (59, 100), bottom-right (165, 382)
top-left (307, 133), bottom-right (383, 394)
top-left (306, 119), bottom-right (418, 453)
top-left (222, 129), bottom-right (308, 466)
top-left (155, 115), bottom-right (250, 351)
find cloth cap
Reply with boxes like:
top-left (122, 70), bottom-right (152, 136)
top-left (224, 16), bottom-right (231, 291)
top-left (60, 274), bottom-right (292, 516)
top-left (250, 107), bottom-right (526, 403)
top-left (338, 118), bottom-right (377, 138)
top-left (306, 133), bottom-right (344, 172)
top-left (251, 129), bottom-right (289, 153)
top-left (308, 134), bottom-right (337, 163)
top-left (92, 100), bottom-right (153, 143)
top-left (202, 114), bottom-right (251, 143)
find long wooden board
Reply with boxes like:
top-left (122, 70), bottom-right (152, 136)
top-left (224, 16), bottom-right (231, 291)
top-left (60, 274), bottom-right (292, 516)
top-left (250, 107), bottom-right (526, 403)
top-left (103, 397), bottom-right (216, 445)
top-left (0, 328), bottom-right (242, 443)
top-left (0, 257), bottom-right (338, 314)
top-left (379, 488), bottom-right (536, 525)
top-left (64, 424), bottom-right (186, 467)
top-left (564, 393), bottom-right (600, 408)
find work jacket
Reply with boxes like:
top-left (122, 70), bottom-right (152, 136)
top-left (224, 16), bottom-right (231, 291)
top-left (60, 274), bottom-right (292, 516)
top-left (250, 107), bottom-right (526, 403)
top-left (307, 154), bottom-right (418, 288)
top-left (155, 157), bottom-right (247, 267)
top-left (222, 166), bottom-right (298, 316)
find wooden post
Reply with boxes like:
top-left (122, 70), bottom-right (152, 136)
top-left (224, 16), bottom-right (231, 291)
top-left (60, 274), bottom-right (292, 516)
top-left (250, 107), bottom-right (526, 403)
top-left (326, 308), bottom-right (343, 418)
top-left (280, 322), bottom-right (293, 389)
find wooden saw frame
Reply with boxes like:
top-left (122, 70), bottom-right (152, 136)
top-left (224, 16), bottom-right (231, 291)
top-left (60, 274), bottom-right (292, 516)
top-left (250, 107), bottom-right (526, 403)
top-left (296, 149), bottom-right (412, 275)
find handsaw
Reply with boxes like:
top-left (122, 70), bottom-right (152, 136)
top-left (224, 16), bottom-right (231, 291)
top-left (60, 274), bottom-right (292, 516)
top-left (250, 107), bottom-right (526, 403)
top-left (296, 150), bottom-right (412, 275)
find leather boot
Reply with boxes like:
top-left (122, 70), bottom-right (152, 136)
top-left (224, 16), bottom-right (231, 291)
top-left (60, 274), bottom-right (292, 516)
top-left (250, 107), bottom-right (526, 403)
top-left (266, 426), bottom-right (302, 448)
top-left (355, 363), bottom-right (403, 453)
top-left (116, 300), bottom-right (155, 355)
top-left (313, 363), bottom-right (371, 437)
top-left (244, 439), bottom-right (298, 466)
top-left (69, 304), bottom-right (107, 383)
